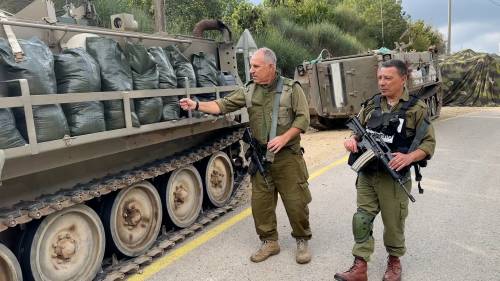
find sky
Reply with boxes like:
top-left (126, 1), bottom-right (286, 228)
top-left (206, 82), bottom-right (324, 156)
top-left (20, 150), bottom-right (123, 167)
top-left (402, 0), bottom-right (500, 54)
top-left (249, 0), bottom-right (500, 54)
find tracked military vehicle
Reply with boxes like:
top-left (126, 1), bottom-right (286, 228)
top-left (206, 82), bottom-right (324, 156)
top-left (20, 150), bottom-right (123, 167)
top-left (295, 49), bottom-right (442, 129)
top-left (0, 1), bottom-right (247, 280)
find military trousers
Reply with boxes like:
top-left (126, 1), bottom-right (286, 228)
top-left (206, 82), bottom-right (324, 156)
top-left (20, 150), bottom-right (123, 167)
top-left (250, 147), bottom-right (312, 241)
top-left (352, 169), bottom-right (411, 261)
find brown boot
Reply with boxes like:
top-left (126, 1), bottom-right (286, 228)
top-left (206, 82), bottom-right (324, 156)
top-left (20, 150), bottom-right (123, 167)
top-left (383, 256), bottom-right (402, 281)
top-left (296, 239), bottom-right (312, 264)
top-left (334, 257), bottom-right (367, 281)
top-left (250, 240), bottom-right (280, 263)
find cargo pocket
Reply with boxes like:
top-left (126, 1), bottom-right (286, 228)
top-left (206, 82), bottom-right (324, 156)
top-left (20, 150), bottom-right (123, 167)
top-left (277, 107), bottom-right (291, 126)
top-left (299, 182), bottom-right (312, 204)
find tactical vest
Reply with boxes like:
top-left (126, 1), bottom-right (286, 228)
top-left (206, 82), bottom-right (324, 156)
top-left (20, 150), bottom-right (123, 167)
top-left (364, 94), bottom-right (430, 194)
top-left (365, 94), bottom-right (419, 154)
top-left (244, 77), bottom-right (297, 134)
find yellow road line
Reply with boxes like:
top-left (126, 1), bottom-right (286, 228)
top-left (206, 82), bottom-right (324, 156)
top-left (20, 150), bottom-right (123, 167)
top-left (128, 155), bottom-right (348, 281)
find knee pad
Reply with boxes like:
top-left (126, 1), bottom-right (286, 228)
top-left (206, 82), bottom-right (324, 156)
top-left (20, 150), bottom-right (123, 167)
top-left (352, 209), bottom-right (375, 243)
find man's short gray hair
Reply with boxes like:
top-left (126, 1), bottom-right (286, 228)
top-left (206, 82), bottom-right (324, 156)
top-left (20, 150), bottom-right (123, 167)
top-left (257, 47), bottom-right (277, 65)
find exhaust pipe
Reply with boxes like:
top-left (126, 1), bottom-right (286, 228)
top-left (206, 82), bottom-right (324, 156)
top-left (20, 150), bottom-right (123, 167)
top-left (192, 19), bottom-right (232, 42)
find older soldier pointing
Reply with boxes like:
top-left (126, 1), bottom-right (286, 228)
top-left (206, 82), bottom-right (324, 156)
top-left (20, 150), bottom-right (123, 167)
top-left (180, 47), bottom-right (313, 264)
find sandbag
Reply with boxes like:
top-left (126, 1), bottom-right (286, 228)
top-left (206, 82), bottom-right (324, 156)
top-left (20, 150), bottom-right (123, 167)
top-left (16, 105), bottom-right (70, 143)
top-left (0, 109), bottom-right (26, 149)
top-left (192, 52), bottom-right (218, 101)
top-left (86, 37), bottom-right (139, 129)
top-left (148, 47), bottom-right (179, 121)
top-left (125, 42), bottom-right (162, 124)
top-left (54, 48), bottom-right (106, 136)
top-left (0, 37), bottom-right (69, 142)
top-left (0, 37), bottom-right (56, 95)
top-left (218, 72), bottom-right (237, 98)
top-left (149, 47), bottom-right (177, 88)
top-left (164, 45), bottom-right (197, 88)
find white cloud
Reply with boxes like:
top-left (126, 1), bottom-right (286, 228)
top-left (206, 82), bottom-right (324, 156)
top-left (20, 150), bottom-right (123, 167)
top-left (438, 21), bottom-right (500, 54)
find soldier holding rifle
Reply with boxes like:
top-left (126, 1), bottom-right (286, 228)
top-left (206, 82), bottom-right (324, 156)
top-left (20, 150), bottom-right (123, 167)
top-left (335, 59), bottom-right (436, 281)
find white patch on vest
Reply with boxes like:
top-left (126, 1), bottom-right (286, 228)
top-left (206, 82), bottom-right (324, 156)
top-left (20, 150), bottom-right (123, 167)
top-left (366, 128), bottom-right (394, 143)
top-left (397, 118), bottom-right (404, 133)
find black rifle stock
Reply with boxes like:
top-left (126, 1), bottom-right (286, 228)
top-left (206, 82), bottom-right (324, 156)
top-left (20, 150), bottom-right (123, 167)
top-left (242, 128), bottom-right (271, 187)
top-left (346, 116), bottom-right (416, 202)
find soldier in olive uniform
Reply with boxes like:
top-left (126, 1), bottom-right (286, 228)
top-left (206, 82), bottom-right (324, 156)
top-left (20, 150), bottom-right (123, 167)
top-left (180, 47), bottom-right (312, 264)
top-left (334, 60), bottom-right (436, 281)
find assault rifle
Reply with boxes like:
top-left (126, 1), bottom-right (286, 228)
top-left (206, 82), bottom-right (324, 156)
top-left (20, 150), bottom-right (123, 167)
top-left (346, 116), bottom-right (416, 202)
top-left (242, 128), bottom-right (271, 187)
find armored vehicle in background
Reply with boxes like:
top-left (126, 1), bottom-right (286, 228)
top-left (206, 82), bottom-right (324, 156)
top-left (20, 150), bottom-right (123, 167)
top-left (0, 1), bottom-right (246, 280)
top-left (294, 49), bottom-right (442, 129)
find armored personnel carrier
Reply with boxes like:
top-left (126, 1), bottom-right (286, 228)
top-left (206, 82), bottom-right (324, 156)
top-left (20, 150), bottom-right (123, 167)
top-left (295, 49), bottom-right (442, 129)
top-left (0, 1), bottom-right (247, 280)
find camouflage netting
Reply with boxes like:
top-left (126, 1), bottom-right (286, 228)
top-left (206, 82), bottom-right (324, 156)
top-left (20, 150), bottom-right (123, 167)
top-left (440, 49), bottom-right (500, 106)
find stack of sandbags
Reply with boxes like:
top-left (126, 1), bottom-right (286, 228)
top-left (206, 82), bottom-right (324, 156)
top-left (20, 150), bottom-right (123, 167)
top-left (86, 37), bottom-right (139, 129)
top-left (0, 37), bottom-right (69, 143)
top-left (54, 48), bottom-right (106, 136)
top-left (125, 42), bottom-right (163, 124)
top-left (164, 45), bottom-right (202, 117)
top-left (148, 47), bottom-right (179, 120)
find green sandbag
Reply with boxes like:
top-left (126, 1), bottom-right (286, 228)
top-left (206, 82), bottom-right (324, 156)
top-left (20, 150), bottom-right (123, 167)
top-left (192, 52), bottom-right (218, 101)
top-left (54, 48), bottom-right (106, 136)
top-left (0, 109), bottom-right (26, 149)
top-left (164, 45), bottom-right (197, 88)
top-left (86, 37), bottom-right (139, 129)
top-left (148, 47), bottom-right (179, 121)
top-left (149, 47), bottom-right (177, 88)
top-left (218, 72), bottom-right (237, 98)
top-left (165, 45), bottom-right (204, 118)
top-left (125, 42), bottom-right (162, 124)
top-left (0, 37), bottom-right (69, 142)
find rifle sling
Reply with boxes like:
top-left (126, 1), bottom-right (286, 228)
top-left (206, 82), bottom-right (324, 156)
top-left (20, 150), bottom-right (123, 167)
top-left (269, 76), bottom-right (283, 141)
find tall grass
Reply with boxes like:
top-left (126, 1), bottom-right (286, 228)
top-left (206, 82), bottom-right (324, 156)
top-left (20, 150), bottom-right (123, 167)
top-left (255, 29), bottom-right (313, 77)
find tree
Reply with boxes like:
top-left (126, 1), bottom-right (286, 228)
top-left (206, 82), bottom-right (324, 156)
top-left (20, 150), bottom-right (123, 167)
top-left (341, 0), bottom-right (408, 49)
top-left (402, 20), bottom-right (445, 52)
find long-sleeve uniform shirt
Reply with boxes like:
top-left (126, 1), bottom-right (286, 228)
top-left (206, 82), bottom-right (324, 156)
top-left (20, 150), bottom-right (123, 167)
top-left (215, 76), bottom-right (310, 153)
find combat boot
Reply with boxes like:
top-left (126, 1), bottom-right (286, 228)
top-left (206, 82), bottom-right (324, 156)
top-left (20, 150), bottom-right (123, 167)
top-left (383, 256), bottom-right (402, 281)
top-left (296, 239), bottom-right (311, 264)
top-left (250, 240), bottom-right (280, 263)
top-left (334, 256), bottom-right (367, 281)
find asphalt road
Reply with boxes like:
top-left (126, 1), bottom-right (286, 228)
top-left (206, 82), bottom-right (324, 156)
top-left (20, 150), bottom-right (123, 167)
top-left (135, 109), bottom-right (500, 281)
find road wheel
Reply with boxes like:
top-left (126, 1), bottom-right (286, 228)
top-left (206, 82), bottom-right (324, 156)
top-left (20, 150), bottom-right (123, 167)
top-left (202, 152), bottom-right (234, 207)
top-left (18, 205), bottom-right (105, 281)
top-left (0, 243), bottom-right (22, 281)
top-left (161, 165), bottom-right (203, 228)
top-left (103, 181), bottom-right (162, 257)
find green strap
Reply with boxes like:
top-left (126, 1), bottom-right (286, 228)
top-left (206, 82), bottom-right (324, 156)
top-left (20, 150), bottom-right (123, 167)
top-left (269, 76), bottom-right (283, 141)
